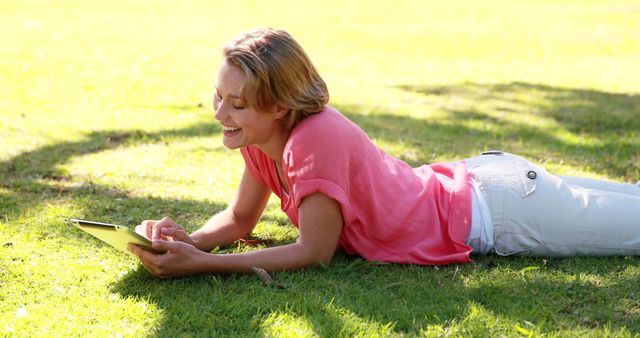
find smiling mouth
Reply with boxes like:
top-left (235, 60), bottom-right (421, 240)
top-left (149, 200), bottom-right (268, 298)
top-left (222, 125), bottom-right (241, 133)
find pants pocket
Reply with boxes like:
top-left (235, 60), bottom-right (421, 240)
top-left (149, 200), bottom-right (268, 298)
top-left (493, 160), bottom-right (542, 256)
top-left (518, 165), bottom-right (538, 198)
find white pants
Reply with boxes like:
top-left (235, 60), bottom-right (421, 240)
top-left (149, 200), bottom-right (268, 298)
top-left (464, 152), bottom-right (640, 257)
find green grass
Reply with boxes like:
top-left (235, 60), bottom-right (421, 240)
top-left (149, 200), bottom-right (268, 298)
top-left (2, 0), bottom-right (640, 336)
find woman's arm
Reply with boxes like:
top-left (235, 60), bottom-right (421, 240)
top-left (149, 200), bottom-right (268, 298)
top-left (140, 167), bottom-right (271, 251)
top-left (191, 167), bottom-right (272, 251)
top-left (128, 192), bottom-right (344, 278)
top-left (201, 192), bottom-right (344, 272)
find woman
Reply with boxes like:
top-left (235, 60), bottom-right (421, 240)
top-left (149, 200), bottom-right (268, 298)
top-left (128, 28), bottom-right (640, 279)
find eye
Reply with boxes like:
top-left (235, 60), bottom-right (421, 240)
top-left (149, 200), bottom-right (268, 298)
top-left (232, 102), bottom-right (245, 110)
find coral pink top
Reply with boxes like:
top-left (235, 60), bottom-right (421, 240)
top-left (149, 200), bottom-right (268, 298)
top-left (240, 106), bottom-right (472, 265)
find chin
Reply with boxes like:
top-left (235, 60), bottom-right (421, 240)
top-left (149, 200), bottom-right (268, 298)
top-left (222, 138), bottom-right (243, 150)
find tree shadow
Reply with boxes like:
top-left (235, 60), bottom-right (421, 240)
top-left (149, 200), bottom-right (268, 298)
top-left (397, 82), bottom-right (639, 134)
top-left (1, 122), bottom-right (219, 184)
top-left (0, 121), bottom-right (225, 243)
top-left (4, 81), bottom-right (636, 222)
top-left (3, 82), bottom-right (640, 335)
top-left (111, 255), bottom-right (640, 336)
top-left (387, 82), bottom-right (639, 180)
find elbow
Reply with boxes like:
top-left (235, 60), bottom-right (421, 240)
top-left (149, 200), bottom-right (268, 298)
top-left (304, 255), bottom-right (334, 270)
top-left (226, 208), bottom-right (257, 238)
top-left (296, 243), bottom-right (335, 268)
top-left (318, 256), bottom-right (334, 268)
top-left (319, 251), bottom-right (336, 267)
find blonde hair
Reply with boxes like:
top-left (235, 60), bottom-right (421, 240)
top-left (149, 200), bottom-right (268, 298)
top-left (223, 28), bottom-right (329, 131)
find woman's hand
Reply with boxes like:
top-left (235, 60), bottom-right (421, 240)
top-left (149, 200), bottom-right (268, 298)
top-left (128, 191), bottom-right (343, 276)
top-left (135, 216), bottom-right (198, 248)
top-left (127, 240), bottom-right (207, 279)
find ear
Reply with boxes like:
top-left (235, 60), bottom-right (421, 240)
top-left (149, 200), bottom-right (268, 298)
top-left (272, 104), bottom-right (290, 120)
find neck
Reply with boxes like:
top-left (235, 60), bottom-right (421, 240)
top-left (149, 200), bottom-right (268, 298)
top-left (256, 127), bottom-right (290, 164)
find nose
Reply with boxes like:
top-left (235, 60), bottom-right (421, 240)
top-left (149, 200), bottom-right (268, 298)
top-left (214, 99), bottom-right (226, 122)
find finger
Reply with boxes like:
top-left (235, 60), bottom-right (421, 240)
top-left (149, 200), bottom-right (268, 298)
top-left (159, 227), bottom-right (175, 241)
top-left (152, 217), bottom-right (174, 240)
top-left (129, 243), bottom-right (163, 266)
top-left (142, 220), bottom-right (157, 240)
top-left (135, 224), bottom-right (146, 237)
top-left (161, 225), bottom-right (196, 246)
top-left (160, 227), bottom-right (174, 235)
top-left (127, 243), bottom-right (149, 260)
top-left (152, 239), bottom-right (182, 253)
top-left (161, 227), bottom-right (190, 243)
top-left (128, 244), bottom-right (166, 278)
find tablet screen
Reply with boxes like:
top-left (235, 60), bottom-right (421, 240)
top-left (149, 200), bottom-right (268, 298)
top-left (70, 219), bottom-right (163, 254)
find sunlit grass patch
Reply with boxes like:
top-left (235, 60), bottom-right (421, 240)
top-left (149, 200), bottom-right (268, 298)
top-left (2, 0), bottom-right (640, 336)
top-left (65, 135), bottom-right (241, 201)
top-left (260, 312), bottom-right (318, 337)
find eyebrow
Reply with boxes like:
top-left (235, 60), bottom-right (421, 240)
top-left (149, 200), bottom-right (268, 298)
top-left (215, 87), bottom-right (241, 99)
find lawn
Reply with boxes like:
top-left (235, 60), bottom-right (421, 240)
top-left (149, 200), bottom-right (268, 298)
top-left (1, 0), bottom-right (640, 336)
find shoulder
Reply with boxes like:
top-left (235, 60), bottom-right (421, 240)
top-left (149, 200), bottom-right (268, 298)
top-left (283, 106), bottom-right (374, 177)
top-left (285, 106), bottom-right (367, 153)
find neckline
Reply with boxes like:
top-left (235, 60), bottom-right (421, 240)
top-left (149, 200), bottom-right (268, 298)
top-left (272, 159), bottom-right (290, 201)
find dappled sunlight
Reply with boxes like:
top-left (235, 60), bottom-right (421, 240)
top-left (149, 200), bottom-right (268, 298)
top-left (259, 311), bottom-right (318, 337)
top-left (251, 217), bottom-right (299, 247)
top-left (319, 301), bottom-right (398, 336)
top-left (1, 197), bottom-right (85, 240)
top-left (335, 82), bottom-right (639, 180)
top-left (0, 186), bottom-right (15, 201)
top-left (65, 138), bottom-right (243, 202)
top-left (1, 212), bottom-right (161, 337)
top-left (397, 82), bottom-right (640, 134)
top-left (2, 81), bottom-right (639, 336)
top-left (2, 0), bottom-right (640, 335)
top-left (455, 257), bottom-right (640, 333)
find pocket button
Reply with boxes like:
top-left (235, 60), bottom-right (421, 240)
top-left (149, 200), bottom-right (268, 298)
top-left (527, 170), bottom-right (537, 180)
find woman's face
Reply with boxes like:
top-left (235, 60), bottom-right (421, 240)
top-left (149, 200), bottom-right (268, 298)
top-left (214, 60), bottom-right (283, 150)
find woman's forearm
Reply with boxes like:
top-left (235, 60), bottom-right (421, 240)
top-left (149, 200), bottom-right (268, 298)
top-left (199, 242), bottom-right (330, 273)
top-left (190, 208), bottom-right (256, 252)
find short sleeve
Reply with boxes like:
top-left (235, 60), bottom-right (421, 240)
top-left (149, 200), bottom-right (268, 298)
top-left (292, 179), bottom-right (356, 226)
top-left (283, 109), bottom-right (362, 226)
top-left (240, 147), bottom-right (268, 186)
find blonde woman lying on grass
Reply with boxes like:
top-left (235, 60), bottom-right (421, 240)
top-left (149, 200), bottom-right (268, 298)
top-left (128, 28), bottom-right (640, 278)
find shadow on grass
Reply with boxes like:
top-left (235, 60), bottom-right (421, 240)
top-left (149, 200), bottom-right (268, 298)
top-left (384, 82), bottom-right (639, 180)
top-left (397, 82), bottom-right (639, 135)
top-left (1, 122), bottom-right (219, 186)
top-left (2, 82), bottom-right (640, 335)
top-left (3, 81), bottom-right (637, 219)
top-left (111, 255), bottom-right (640, 336)
top-left (0, 121), bottom-right (222, 237)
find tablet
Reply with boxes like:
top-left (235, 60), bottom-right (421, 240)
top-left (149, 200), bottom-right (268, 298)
top-left (69, 219), bottom-right (164, 254)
